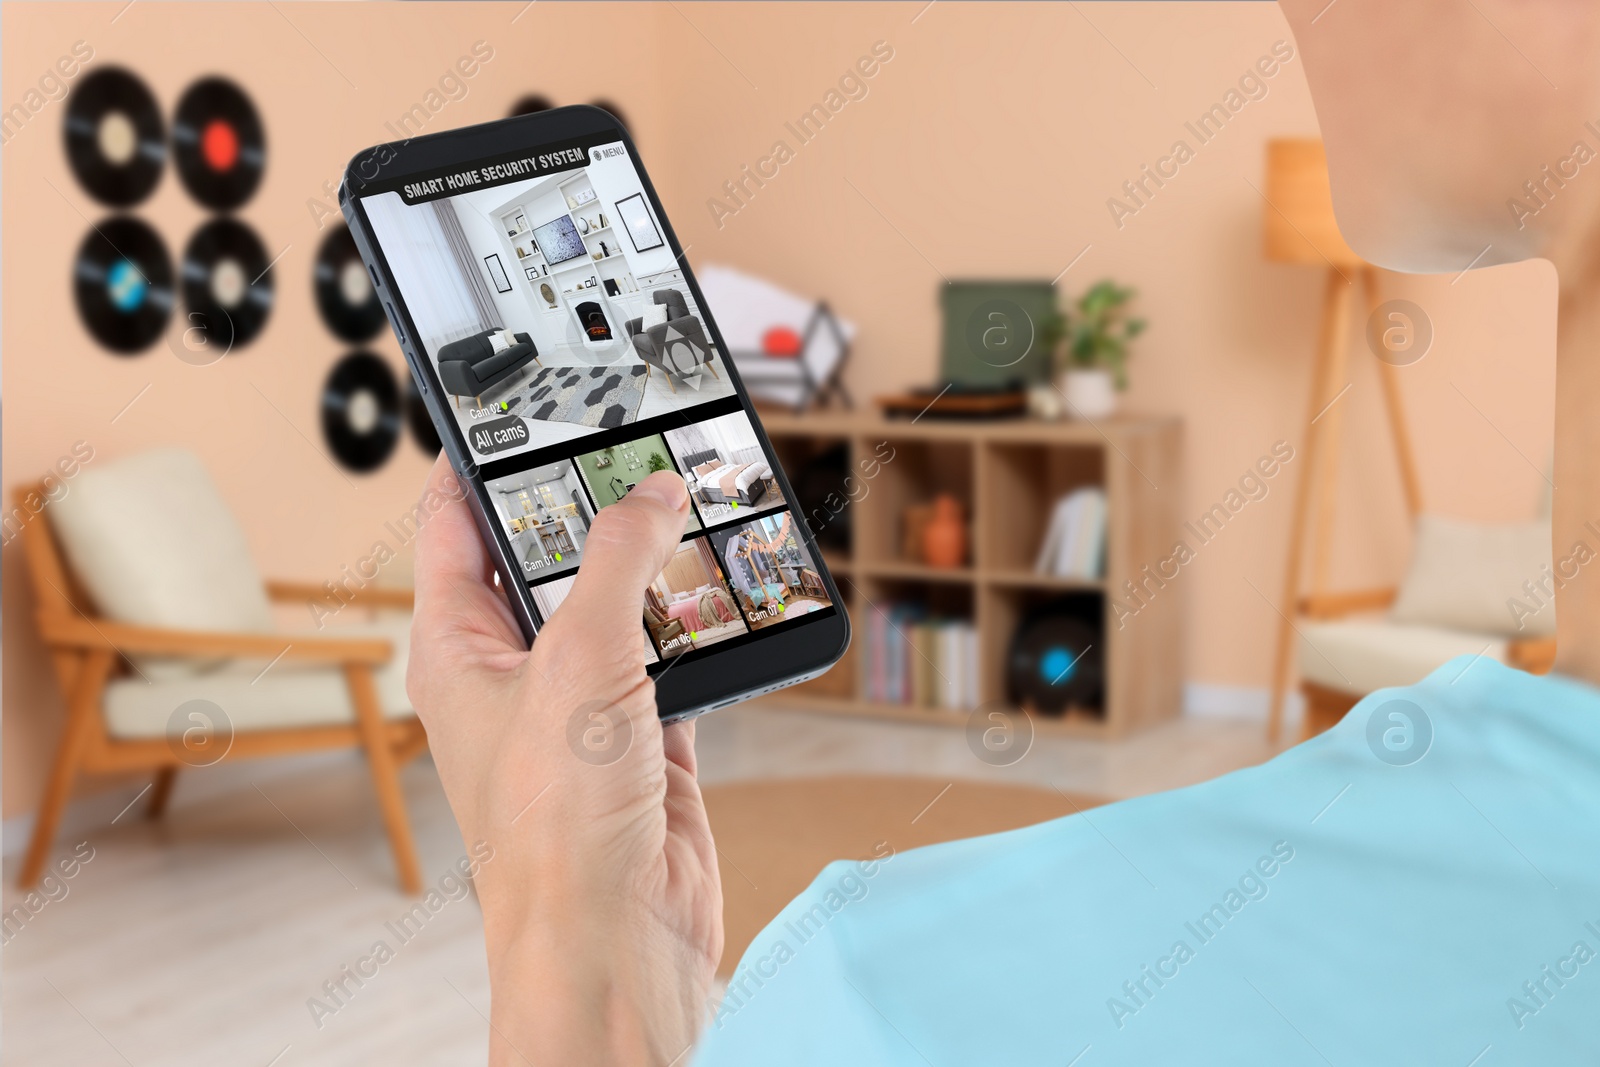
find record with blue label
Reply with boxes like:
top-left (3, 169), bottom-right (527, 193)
top-left (181, 218), bottom-right (273, 351)
top-left (73, 216), bottom-right (174, 354)
top-left (172, 77), bottom-right (264, 210)
top-left (1006, 607), bottom-right (1103, 716)
top-left (322, 352), bottom-right (401, 473)
top-left (314, 226), bottom-right (384, 341)
top-left (64, 67), bottom-right (165, 207)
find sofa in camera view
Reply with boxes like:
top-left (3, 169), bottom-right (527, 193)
top-left (436, 327), bottom-right (542, 407)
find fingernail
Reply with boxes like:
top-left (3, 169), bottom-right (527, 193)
top-left (634, 472), bottom-right (687, 510)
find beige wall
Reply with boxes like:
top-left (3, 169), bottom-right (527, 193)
top-left (2, 2), bottom-right (1554, 817)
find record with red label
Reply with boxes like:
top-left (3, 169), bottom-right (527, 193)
top-left (172, 77), bottom-right (265, 210)
top-left (181, 218), bottom-right (273, 351)
top-left (73, 216), bottom-right (174, 354)
top-left (322, 352), bottom-right (401, 473)
top-left (314, 226), bottom-right (385, 341)
top-left (64, 67), bottom-right (165, 207)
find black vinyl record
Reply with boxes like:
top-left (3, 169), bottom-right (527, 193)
top-left (322, 352), bottom-right (401, 473)
top-left (314, 226), bottom-right (384, 341)
top-left (407, 378), bottom-right (442, 455)
top-left (181, 218), bottom-right (273, 351)
top-left (73, 216), bottom-right (174, 354)
top-left (64, 67), bottom-right (165, 207)
top-left (172, 77), bottom-right (264, 210)
top-left (1006, 605), bottom-right (1104, 716)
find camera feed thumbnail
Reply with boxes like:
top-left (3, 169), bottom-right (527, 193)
top-left (574, 431), bottom-right (700, 532)
top-left (484, 459), bottom-right (595, 581)
top-left (643, 539), bottom-right (747, 659)
top-left (664, 411), bottom-right (785, 527)
top-left (708, 511), bottom-right (832, 632)
top-left (531, 573), bottom-right (659, 663)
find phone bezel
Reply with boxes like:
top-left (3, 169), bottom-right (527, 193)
top-left (339, 105), bottom-right (850, 721)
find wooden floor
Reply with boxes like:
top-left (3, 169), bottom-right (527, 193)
top-left (2, 704), bottom-right (1286, 1065)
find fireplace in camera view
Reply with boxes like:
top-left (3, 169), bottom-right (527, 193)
top-left (575, 301), bottom-right (612, 342)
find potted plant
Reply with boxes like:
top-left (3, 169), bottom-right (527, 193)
top-left (647, 452), bottom-right (671, 474)
top-left (1054, 280), bottom-right (1145, 419)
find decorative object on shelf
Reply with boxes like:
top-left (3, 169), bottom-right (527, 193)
top-left (598, 212), bottom-right (608, 228)
top-left (483, 253), bottom-right (512, 294)
top-left (700, 265), bottom-right (854, 411)
top-left (525, 266), bottom-right (540, 281)
top-left (616, 191), bottom-right (664, 252)
top-left (577, 216), bottom-right (590, 234)
top-left (1026, 382), bottom-right (1064, 419)
top-left (599, 241), bottom-right (610, 258)
top-left (603, 278), bottom-right (621, 296)
top-left (940, 279), bottom-right (1058, 389)
top-left (539, 281), bottom-right (558, 307)
top-left (1046, 279), bottom-right (1145, 420)
top-left (921, 494), bottom-right (969, 568)
top-left (1033, 488), bottom-right (1107, 579)
top-left (763, 326), bottom-right (803, 357)
top-left (878, 384), bottom-right (1028, 420)
top-left (1007, 601), bottom-right (1104, 716)
top-left (511, 209), bottom-right (527, 234)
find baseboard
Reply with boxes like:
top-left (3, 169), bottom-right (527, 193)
top-left (1183, 682), bottom-right (1304, 726)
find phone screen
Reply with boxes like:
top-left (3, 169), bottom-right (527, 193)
top-left (357, 131), bottom-right (838, 671)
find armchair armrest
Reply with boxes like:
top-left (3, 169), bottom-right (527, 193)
top-left (37, 614), bottom-right (393, 665)
top-left (1298, 586), bottom-right (1398, 620)
top-left (267, 580), bottom-right (414, 610)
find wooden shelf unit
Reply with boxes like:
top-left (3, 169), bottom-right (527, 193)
top-left (758, 411), bottom-right (1184, 738)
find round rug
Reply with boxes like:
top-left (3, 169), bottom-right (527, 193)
top-left (701, 775), bottom-right (1105, 975)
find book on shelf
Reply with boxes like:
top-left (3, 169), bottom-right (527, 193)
top-left (862, 603), bottom-right (978, 710)
top-left (1033, 487), bottom-right (1107, 580)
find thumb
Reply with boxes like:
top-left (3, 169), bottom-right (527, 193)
top-left (553, 470), bottom-right (690, 641)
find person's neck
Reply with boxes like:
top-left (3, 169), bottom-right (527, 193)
top-left (1551, 275), bottom-right (1600, 683)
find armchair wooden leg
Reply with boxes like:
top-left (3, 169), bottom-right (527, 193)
top-left (665, 374), bottom-right (677, 394)
top-left (20, 650), bottom-right (114, 887)
top-left (345, 665), bottom-right (422, 894)
top-left (146, 767), bottom-right (178, 820)
top-left (705, 358), bottom-right (720, 379)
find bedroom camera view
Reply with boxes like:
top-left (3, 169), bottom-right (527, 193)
top-left (665, 411), bottom-right (785, 526)
top-left (361, 140), bottom-right (735, 464)
top-left (484, 459), bottom-right (595, 580)
top-left (643, 539), bottom-right (748, 659)
top-left (709, 511), bottom-right (832, 631)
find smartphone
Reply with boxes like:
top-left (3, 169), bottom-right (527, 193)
top-left (340, 106), bottom-right (849, 722)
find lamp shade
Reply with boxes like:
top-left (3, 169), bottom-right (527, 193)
top-left (1263, 139), bottom-right (1364, 268)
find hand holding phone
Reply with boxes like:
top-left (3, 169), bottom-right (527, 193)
top-left (405, 454), bottom-right (722, 1063)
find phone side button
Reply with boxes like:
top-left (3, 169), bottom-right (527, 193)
top-left (384, 301), bottom-right (407, 345)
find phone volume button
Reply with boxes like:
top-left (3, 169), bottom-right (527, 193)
top-left (384, 302), bottom-right (407, 345)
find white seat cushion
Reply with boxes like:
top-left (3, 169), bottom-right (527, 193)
top-left (1299, 617), bottom-right (1507, 696)
top-left (50, 448), bottom-right (274, 633)
top-left (103, 614), bottom-right (413, 738)
top-left (1390, 515), bottom-right (1553, 637)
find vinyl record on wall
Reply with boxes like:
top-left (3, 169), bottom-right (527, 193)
top-left (64, 67), bottom-right (165, 207)
top-left (313, 226), bottom-right (384, 341)
top-left (322, 352), bottom-right (401, 473)
top-left (181, 218), bottom-right (273, 351)
top-left (407, 378), bottom-right (442, 455)
top-left (1006, 606), bottom-right (1103, 716)
top-left (72, 216), bottom-right (174, 354)
top-left (172, 77), bottom-right (265, 210)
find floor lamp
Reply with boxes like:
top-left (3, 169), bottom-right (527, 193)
top-left (1262, 139), bottom-right (1424, 742)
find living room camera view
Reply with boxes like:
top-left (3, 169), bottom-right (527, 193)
top-left (362, 142), bottom-right (735, 463)
top-left (665, 411), bottom-right (786, 526)
top-left (709, 511), bottom-right (832, 630)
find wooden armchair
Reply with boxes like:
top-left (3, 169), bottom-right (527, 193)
top-left (1296, 585), bottom-right (1556, 738)
top-left (14, 451), bottom-right (428, 893)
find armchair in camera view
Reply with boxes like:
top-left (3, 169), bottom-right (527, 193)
top-left (626, 288), bottom-right (721, 392)
top-left (436, 326), bottom-right (541, 407)
top-left (14, 448), bottom-right (427, 893)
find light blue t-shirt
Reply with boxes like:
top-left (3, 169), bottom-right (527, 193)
top-left (696, 659), bottom-right (1600, 1065)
